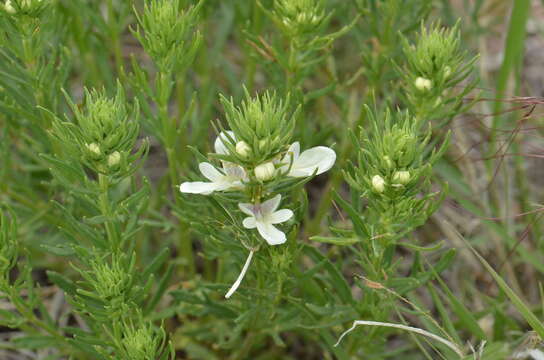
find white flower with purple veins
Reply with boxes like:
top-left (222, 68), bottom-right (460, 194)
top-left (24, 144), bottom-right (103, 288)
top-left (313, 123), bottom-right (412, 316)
top-left (239, 195), bottom-right (293, 245)
top-left (179, 132), bottom-right (246, 195)
top-left (280, 142), bottom-right (336, 178)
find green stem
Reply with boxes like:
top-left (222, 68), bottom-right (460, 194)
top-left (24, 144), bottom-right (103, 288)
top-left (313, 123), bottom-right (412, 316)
top-left (98, 174), bottom-right (118, 250)
top-left (157, 72), bottom-right (195, 276)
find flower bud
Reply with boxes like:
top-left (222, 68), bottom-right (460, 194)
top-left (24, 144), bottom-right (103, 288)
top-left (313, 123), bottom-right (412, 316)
top-left (443, 66), bottom-right (452, 80)
top-left (255, 162), bottom-right (275, 181)
top-left (371, 175), bottom-right (385, 193)
top-left (86, 143), bottom-right (101, 158)
top-left (415, 77), bottom-right (432, 91)
top-left (393, 171), bottom-right (410, 185)
top-left (383, 155), bottom-right (393, 168)
top-left (4, 0), bottom-right (15, 13)
top-left (235, 141), bottom-right (251, 158)
top-left (258, 139), bottom-right (268, 151)
top-left (107, 151), bottom-right (121, 168)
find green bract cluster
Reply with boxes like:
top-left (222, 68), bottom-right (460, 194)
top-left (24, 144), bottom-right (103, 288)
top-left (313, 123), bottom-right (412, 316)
top-left (219, 90), bottom-right (297, 165)
top-left (111, 316), bottom-right (171, 360)
top-left (401, 22), bottom-right (477, 120)
top-left (3, 0), bottom-right (48, 17)
top-left (346, 108), bottom-right (448, 243)
top-left (133, 0), bottom-right (202, 72)
top-left (273, 0), bottom-right (327, 38)
top-left (51, 85), bottom-right (145, 176)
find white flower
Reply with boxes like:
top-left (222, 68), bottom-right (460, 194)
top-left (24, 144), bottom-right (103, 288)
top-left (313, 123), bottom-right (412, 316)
top-left (180, 132), bottom-right (247, 195)
top-left (280, 142), bottom-right (336, 178)
top-left (179, 162), bottom-right (246, 195)
top-left (254, 162), bottom-right (275, 181)
top-left (239, 195), bottom-right (293, 245)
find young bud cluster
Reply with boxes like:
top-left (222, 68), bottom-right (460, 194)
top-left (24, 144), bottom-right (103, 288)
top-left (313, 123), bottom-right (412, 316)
top-left (83, 258), bottom-right (134, 301)
top-left (51, 84), bottom-right (144, 176)
top-left (274, 0), bottom-right (326, 37)
top-left (346, 107), bottom-right (449, 244)
top-left (401, 22), bottom-right (476, 119)
top-left (220, 90), bottom-right (297, 164)
top-left (134, 0), bottom-right (202, 72)
top-left (3, 0), bottom-right (47, 16)
top-left (115, 318), bottom-right (168, 360)
top-left (347, 108), bottom-right (447, 196)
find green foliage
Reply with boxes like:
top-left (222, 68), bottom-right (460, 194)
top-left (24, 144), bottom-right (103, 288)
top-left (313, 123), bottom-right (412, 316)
top-left (1, 0), bottom-right (542, 359)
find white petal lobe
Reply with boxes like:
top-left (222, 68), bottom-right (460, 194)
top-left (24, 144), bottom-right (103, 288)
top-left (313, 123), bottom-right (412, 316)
top-left (269, 209), bottom-right (293, 224)
top-left (214, 131), bottom-right (236, 155)
top-left (261, 194), bottom-right (282, 214)
top-left (179, 181), bottom-right (222, 195)
top-left (238, 203), bottom-right (256, 216)
top-left (256, 222), bottom-right (287, 245)
top-left (289, 146), bottom-right (336, 177)
top-left (199, 162), bottom-right (223, 182)
top-left (242, 217), bottom-right (257, 229)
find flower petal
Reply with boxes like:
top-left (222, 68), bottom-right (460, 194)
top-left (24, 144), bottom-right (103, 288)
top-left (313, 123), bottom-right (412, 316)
top-left (288, 146), bottom-right (336, 177)
top-left (269, 209), bottom-right (293, 224)
top-left (214, 131), bottom-right (236, 155)
top-left (278, 142), bottom-right (301, 174)
top-left (256, 221), bottom-right (287, 245)
top-left (179, 181), bottom-right (222, 195)
top-left (238, 202), bottom-right (256, 216)
top-left (287, 142), bottom-right (300, 159)
top-left (223, 164), bottom-right (246, 181)
top-left (242, 217), bottom-right (257, 229)
top-left (199, 162), bottom-right (223, 182)
top-left (260, 194), bottom-right (282, 215)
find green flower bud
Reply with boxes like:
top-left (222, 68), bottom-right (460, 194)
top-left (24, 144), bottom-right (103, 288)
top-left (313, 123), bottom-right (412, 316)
top-left (393, 171), bottom-right (410, 185)
top-left (443, 66), bottom-right (452, 80)
top-left (415, 77), bottom-right (432, 91)
top-left (4, 0), bottom-right (15, 13)
top-left (119, 320), bottom-right (163, 360)
top-left (85, 142), bottom-right (102, 160)
top-left (274, 0), bottom-right (325, 35)
top-left (87, 258), bottom-right (132, 301)
top-left (372, 175), bottom-right (385, 193)
top-left (107, 151), bottom-right (121, 168)
top-left (254, 162), bottom-right (275, 181)
top-left (383, 155), bottom-right (393, 168)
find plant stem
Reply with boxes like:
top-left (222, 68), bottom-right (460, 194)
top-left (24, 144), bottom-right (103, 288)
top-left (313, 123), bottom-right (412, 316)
top-left (98, 173), bottom-right (118, 250)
